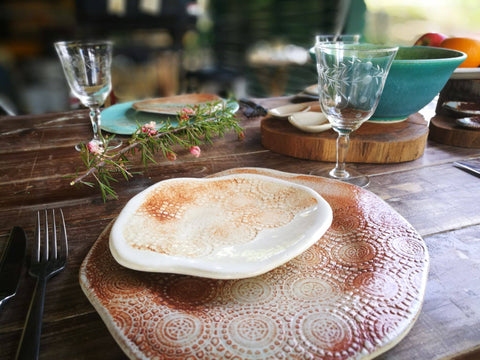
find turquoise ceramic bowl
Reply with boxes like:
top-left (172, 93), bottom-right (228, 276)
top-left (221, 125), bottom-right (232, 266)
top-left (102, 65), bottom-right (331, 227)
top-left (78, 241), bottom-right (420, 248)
top-left (371, 46), bottom-right (466, 122)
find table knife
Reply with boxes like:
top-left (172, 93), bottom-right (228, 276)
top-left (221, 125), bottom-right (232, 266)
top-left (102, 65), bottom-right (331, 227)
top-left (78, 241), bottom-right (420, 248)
top-left (0, 226), bottom-right (27, 310)
top-left (454, 159), bottom-right (480, 177)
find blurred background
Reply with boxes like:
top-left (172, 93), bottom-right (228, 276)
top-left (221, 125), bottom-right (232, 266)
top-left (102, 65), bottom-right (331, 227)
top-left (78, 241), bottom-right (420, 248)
top-left (0, 0), bottom-right (478, 115)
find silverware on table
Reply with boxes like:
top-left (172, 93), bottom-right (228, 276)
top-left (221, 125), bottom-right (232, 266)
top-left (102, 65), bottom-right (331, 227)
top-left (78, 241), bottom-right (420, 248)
top-left (454, 159), bottom-right (480, 177)
top-left (16, 209), bottom-right (68, 360)
top-left (239, 98), bottom-right (267, 117)
top-left (0, 227), bottom-right (27, 310)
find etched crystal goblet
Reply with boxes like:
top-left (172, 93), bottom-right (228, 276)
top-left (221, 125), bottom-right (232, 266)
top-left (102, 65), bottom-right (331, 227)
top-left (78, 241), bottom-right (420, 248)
top-left (315, 43), bottom-right (398, 187)
top-left (55, 40), bottom-right (121, 151)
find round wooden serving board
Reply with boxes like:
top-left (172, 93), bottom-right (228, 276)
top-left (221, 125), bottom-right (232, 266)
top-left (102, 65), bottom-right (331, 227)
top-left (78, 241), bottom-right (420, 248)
top-left (429, 115), bottom-right (480, 148)
top-left (261, 106), bottom-right (429, 163)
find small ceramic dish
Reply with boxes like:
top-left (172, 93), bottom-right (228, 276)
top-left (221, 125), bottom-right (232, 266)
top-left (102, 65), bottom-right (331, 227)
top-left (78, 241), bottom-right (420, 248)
top-left (303, 84), bottom-right (319, 96)
top-left (288, 111), bottom-right (331, 133)
top-left (443, 101), bottom-right (480, 116)
top-left (456, 116), bottom-right (480, 130)
top-left (268, 103), bottom-right (311, 118)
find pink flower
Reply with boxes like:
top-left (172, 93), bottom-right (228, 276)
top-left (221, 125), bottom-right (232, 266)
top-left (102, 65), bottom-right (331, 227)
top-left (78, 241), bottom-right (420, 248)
top-left (140, 121), bottom-right (158, 136)
top-left (166, 152), bottom-right (177, 161)
top-left (189, 146), bottom-right (201, 158)
top-left (179, 108), bottom-right (194, 122)
top-left (87, 141), bottom-right (103, 155)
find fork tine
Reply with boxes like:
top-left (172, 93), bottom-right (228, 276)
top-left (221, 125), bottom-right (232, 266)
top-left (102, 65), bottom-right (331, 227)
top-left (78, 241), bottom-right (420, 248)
top-left (33, 211), bottom-right (41, 263)
top-left (43, 209), bottom-right (49, 261)
top-left (58, 209), bottom-right (68, 261)
top-left (51, 208), bottom-right (57, 259)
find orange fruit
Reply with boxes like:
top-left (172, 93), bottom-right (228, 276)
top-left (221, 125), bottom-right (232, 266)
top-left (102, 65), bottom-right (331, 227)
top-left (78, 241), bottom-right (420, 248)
top-left (440, 37), bottom-right (480, 68)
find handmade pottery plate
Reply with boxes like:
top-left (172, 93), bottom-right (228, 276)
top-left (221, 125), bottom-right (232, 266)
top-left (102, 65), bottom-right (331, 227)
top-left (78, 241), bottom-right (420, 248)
top-left (288, 111), bottom-right (331, 133)
top-left (443, 101), bottom-right (480, 116)
top-left (456, 116), bottom-right (480, 130)
top-left (101, 99), bottom-right (239, 135)
top-left (109, 173), bottom-right (332, 279)
top-left (268, 103), bottom-right (311, 118)
top-left (80, 167), bottom-right (429, 360)
top-left (132, 93), bottom-right (223, 115)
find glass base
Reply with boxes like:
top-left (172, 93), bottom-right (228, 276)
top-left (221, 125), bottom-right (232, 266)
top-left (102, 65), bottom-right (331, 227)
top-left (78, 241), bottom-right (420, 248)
top-left (309, 167), bottom-right (370, 188)
top-left (105, 138), bottom-right (122, 150)
top-left (74, 138), bottom-right (122, 152)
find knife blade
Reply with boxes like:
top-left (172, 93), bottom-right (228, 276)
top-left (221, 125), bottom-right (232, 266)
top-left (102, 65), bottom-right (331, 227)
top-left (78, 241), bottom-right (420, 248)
top-left (0, 226), bottom-right (27, 309)
top-left (454, 159), bottom-right (480, 177)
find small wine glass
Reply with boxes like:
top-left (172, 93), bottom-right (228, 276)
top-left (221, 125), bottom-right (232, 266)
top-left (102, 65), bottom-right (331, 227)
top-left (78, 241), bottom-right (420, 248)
top-left (55, 40), bottom-right (121, 151)
top-left (315, 43), bottom-right (398, 187)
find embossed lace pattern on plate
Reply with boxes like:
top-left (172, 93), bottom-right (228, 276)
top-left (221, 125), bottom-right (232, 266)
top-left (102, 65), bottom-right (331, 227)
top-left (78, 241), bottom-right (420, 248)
top-left (80, 168), bottom-right (429, 360)
top-left (122, 176), bottom-right (318, 258)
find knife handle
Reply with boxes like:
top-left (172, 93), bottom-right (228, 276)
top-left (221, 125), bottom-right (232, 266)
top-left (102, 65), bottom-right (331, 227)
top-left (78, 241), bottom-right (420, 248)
top-left (15, 277), bottom-right (47, 360)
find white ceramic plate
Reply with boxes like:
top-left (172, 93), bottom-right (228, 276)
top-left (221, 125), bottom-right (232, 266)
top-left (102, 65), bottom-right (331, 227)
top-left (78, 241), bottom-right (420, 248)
top-left (109, 173), bottom-right (332, 279)
top-left (288, 111), bottom-right (331, 133)
top-left (268, 103), bottom-right (311, 118)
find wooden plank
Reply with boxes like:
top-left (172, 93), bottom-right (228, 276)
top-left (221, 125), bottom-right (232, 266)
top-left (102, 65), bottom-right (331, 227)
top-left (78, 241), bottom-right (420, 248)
top-left (368, 162), bottom-right (480, 236)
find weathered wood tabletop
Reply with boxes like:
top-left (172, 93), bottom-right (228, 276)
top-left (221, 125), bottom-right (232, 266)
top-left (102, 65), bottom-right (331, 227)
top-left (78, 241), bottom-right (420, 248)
top-left (0, 97), bottom-right (479, 359)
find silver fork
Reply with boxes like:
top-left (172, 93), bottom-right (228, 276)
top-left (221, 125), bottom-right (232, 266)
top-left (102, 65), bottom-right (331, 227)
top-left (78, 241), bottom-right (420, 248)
top-left (16, 209), bottom-right (68, 360)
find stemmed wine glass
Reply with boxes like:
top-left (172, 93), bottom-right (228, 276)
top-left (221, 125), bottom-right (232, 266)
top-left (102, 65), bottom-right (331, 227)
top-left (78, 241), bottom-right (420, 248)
top-left (315, 43), bottom-right (398, 187)
top-left (55, 40), bottom-right (121, 151)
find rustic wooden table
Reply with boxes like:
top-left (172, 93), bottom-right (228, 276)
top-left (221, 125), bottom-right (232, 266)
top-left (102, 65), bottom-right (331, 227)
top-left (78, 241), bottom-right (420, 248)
top-left (0, 97), bottom-right (479, 359)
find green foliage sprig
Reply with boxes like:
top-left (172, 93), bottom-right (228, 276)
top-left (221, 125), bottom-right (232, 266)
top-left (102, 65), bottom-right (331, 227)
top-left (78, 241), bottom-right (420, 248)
top-left (71, 99), bottom-right (244, 201)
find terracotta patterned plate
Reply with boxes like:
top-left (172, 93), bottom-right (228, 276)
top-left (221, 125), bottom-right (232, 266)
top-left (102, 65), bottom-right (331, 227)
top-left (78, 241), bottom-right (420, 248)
top-left (109, 173), bottom-right (333, 279)
top-left (132, 94), bottom-right (223, 115)
top-left (80, 168), bottom-right (429, 360)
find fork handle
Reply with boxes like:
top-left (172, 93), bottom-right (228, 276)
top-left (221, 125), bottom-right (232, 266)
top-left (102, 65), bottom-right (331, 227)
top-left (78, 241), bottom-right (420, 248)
top-left (15, 277), bottom-right (47, 360)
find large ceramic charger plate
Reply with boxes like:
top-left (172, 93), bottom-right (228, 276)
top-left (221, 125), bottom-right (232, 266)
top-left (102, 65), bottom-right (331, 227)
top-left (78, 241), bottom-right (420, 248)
top-left (101, 97), bottom-right (239, 135)
top-left (80, 168), bottom-right (429, 360)
top-left (109, 173), bottom-right (333, 279)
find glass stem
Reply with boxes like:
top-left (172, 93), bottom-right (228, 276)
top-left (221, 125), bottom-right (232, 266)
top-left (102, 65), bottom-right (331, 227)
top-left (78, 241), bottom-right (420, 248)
top-left (89, 106), bottom-right (105, 146)
top-left (332, 132), bottom-right (350, 179)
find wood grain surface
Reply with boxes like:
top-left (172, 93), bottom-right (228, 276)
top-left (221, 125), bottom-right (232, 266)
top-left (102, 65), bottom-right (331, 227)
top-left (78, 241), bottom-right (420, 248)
top-left (261, 103), bottom-right (429, 163)
top-left (0, 96), bottom-right (479, 360)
